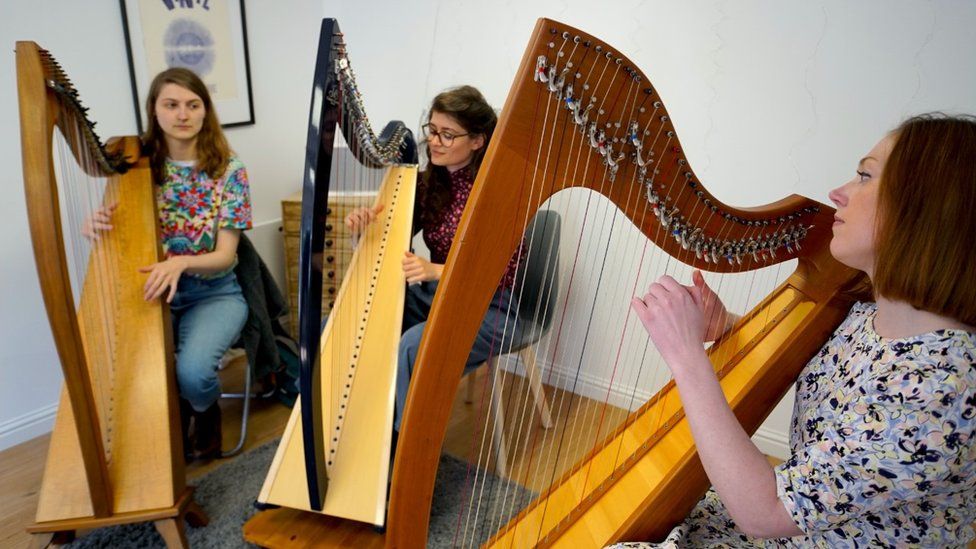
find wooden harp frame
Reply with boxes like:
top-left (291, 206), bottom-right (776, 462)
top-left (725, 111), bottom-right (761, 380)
top-left (17, 42), bottom-right (205, 545)
top-left (385, 18), bottom-right (865, 547)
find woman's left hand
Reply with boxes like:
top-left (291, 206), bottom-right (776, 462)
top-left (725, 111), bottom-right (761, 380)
top-left (631, 275), bottom-right (708, 373)
top-left (139, 256), bottom-right (189, 303)
top-left (402, 251), bottom-right (443, 284)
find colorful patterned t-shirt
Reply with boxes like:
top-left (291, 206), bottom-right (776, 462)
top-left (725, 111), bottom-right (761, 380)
top-left (156, 156), bottom-right (252, 277)
top-left (608, 301), bottom-right (976, 548)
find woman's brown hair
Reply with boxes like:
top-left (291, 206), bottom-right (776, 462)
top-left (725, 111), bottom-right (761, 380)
top-left (417, 85), bottom-right (496, 226)
top-left (141, 67), bottom-right (231, 183)
top-left (873, 113), bottom-right (976, 326)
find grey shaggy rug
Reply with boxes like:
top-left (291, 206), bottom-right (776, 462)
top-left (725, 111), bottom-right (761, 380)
top-left (65, 440), bottom-right (535, 548)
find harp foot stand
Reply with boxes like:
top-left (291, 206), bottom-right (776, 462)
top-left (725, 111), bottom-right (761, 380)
top-left (243, 507), bottom-right (385, 549)
top-left (27, 487), bottom-right (209, 549)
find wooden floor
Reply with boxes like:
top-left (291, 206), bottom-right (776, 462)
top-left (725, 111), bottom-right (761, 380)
top-left (5, 361), bottom-right (972, 548)
top-left (0, 360), bottom-right (624, 548)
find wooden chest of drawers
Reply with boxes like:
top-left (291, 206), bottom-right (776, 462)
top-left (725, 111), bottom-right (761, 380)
top-left (281, 190), bottom-right (377, 337)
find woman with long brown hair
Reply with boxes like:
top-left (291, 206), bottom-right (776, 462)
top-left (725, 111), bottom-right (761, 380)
top-left (615, 113), bottom-right (976, 546)
top-left (88, 67), bottom-right (252, 461)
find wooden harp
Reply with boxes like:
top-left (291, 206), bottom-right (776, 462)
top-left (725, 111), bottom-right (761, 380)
top-left (252, 18), bottom-right (418, 528)
top-left (384, 18), bottom-right (865, 548)
top-left (16, 42), bottom-right (205, 546)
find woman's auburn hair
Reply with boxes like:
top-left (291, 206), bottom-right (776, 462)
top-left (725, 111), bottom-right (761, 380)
top-left (873, 113), bottom-right (976, 326)
top-left (141, 67), bottom-right (232, 183)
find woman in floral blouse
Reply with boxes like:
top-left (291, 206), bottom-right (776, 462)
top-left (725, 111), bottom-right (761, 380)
top-left (345, 85), bottom-right (524, 432)
top-left (616, 113), bottom-right (976, 547)
top-left (88, 68), bottom-right (252, 461)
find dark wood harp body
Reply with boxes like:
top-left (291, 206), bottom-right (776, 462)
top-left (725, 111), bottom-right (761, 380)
top-left (16, 42), bottom-right (205, 546)
top-left (382, 19), bottom-right (864, 548)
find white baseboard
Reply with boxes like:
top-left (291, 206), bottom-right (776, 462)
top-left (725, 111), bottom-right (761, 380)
top-left (751, 426), bottom-right (790, 461)
top-left (0, 403), bottom-right (57, 451)
top-left (497, 355), bottom-right (654, 412)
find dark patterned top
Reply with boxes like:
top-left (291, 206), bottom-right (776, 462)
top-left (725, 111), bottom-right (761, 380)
top-left (609, 302), bottom-right (976, 548)
top-left (416, 165), bottom-right (524, 289)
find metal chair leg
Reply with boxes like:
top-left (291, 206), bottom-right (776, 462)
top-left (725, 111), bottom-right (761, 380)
top-left (220, 361), bottom-right (251, 458)
top-left (219, 361), bottom-right (276, 458)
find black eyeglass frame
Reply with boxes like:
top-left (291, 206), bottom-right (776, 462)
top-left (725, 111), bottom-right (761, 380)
top-left (420, 123), bottom-right (470, 147)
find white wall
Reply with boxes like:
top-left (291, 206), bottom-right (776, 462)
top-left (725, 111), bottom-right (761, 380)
top-left (329, 0), bottom-right (976, 459)
top-left (2, 1), bottom-right (975, 458)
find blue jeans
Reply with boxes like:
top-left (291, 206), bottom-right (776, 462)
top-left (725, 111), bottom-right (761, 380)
top-left (394, 281), bottom-right (522, 431)
top-left (170, 272), bottom-right (248, 412)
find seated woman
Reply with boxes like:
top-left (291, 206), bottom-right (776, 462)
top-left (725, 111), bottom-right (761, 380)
top-left (87, 68), bottom-right (252, 461)
top-left (344, 85), bottom-right (524, 432)
top-left (616, 113), bottom-right (976, 547)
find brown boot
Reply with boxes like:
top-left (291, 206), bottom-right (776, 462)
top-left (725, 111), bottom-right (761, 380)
top-left (192, 403), bottom-right (223, 460)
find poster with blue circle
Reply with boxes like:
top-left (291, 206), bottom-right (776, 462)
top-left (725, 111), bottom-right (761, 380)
top-left (121, 0), bottom-right (254, 132)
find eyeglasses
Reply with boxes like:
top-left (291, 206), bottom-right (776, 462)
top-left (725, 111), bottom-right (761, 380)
top-left (421, 123), bottom-right (469, 147)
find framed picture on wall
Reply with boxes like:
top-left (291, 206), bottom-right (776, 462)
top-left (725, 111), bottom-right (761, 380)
top-left (120, 0), bottom-right (255, 132)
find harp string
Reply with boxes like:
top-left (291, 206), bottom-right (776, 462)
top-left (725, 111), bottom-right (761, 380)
top-left (321, 42), bottom-right (410, 471)
top-left (53, 117), bottom-right (119, 465)
top-left (460, 34), bottom-right (571, 543)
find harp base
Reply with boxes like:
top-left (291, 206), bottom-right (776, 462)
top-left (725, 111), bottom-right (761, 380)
top-left (27, 487), bottom-right (208, 549)
top-left (243, 506), bottom-right (385, 549)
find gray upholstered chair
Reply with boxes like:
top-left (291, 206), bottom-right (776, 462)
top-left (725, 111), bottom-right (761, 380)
top-left (465, 210), bottom-right (561, 475)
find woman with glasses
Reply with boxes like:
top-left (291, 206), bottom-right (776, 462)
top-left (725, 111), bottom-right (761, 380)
top-left (345, 85), bottom-right (524, 433)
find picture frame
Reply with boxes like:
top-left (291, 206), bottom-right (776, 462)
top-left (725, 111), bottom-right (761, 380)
top-left (120, 0), bottom-right (255, 132)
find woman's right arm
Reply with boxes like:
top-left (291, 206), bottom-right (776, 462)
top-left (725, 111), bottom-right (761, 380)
top-left (631, 275), bottom-right (801, 538)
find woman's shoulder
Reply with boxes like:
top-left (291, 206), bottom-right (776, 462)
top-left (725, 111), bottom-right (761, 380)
top-left (881, 327), bottom-right (976, 410)
top-left (849, 300), bottom-right (876, 318)
top-left (225, 155), bottom-right (246, 173)
top-left (828, 301), bottom-right (875, 337)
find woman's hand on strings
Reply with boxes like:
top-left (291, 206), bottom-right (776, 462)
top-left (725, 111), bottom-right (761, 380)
top-left (402, 251), bottom-right (443, 284)
top-left (631, 275), bottom-right (708, 372)
top-left (139, 256), bottom-right (189, 303)
top-left (693, 270), bottom-right (738, 342)
top-left (344, 204), bottom-right (385, 236)
top-left (81, 203), bottom-right (118, 240)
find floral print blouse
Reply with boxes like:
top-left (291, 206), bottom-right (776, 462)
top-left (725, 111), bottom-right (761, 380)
top-left (156, 156), bottom-right (252, 278)
top-left (416, 165), bottom-right (524, 289)
top-left (610, 302), bottom-right (976, 548)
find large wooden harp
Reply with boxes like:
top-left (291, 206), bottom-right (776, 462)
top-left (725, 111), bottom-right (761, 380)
top-left (251, 18), bottom-right (418, 530)
top-left (16, 42), bottom-right (206, 546)
top-left (382, 18), bottom-right (864, 548)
